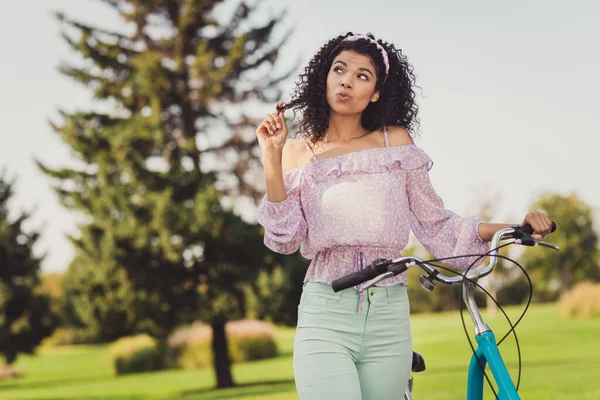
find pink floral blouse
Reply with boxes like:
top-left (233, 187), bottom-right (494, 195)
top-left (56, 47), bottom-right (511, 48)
top-left (256, 130), bottom-right (488, 287)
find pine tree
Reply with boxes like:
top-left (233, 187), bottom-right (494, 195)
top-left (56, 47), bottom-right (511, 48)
top-left (61, 254), bottom-right (136, 342)
top-left (38, 0), bottom-right (294, 388)
top-left (0, 172), bottom-right (57, 368)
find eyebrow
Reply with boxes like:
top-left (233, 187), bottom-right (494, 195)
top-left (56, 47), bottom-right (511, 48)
top-left (333, 60), bottom-right (374, 77)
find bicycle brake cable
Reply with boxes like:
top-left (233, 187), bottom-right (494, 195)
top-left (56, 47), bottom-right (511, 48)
top-left (422, 243), bottom-right (533, 398)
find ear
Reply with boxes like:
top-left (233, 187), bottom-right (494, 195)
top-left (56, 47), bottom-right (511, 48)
top-left (371, 91), bottom-right (380, 102)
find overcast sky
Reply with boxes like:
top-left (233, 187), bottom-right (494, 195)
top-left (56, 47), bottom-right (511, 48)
top-left (1, 0), bottom-right (598, 273)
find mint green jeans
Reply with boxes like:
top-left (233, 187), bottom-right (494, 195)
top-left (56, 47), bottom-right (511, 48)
top-left (293, 282), bottom-right (412, 400)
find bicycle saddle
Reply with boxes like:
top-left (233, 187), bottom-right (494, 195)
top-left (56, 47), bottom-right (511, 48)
top-left (412, 351), bottom-right (426, 373)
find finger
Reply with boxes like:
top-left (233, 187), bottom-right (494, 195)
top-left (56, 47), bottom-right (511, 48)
top-left (542, 214), bottom-right (553, 233)
top-left (532, 234), bottom-right (542, 241)
top-left (531, 213), bottom-right (544, 233)
top-left (270, 112), bottom-right (283, 130)
top-left (270, 114), bottom-right (285, 134)
top-left (257, 122), bottom-right (270, 137)
top-left (536, 214), bottom-right (551, 235)
top-left (265, 114), bottom-right (278, 129)
top-left (277, 102), bottom-right (288, 124)
top-left (263, 117), bottom-right (276, 135)
top-left (276, 101), bottom-right (285, 113)
top-left (278, 109), bottom-right (288, 131)
top-left (533, 212), bottom-right (551, 235)
top-left (536, 212), bottom-right (551, 233)
top-left (524, 213), bottom-right (540, 233)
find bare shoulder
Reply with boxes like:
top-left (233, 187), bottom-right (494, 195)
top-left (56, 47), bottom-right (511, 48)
top-left (281, 138), bottom-right (310, 173)
top-left (385, 126), bottom-right (415, 147)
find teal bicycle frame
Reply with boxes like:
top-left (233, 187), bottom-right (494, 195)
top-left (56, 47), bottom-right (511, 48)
top-left (458, 271), bottom-right (524, 400)
top-left (359, 226), bottom-right (559, 400)
top-left (467, 330), bottom-right (520, 400)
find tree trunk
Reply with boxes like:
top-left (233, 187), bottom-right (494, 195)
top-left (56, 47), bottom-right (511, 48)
top-left (5, 351), bottom-right (16, 365)
top-left (486, 271), bottom-right (497, 317)
top-left (560, 262), bottom-right (573, 295)
top-left (211, 319), bottom-right (234, 388)
top-left (0, 352), bottom-right (21, 379)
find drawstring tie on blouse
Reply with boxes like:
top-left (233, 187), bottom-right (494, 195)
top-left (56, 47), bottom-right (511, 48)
top-left (354, 247), bottom-right (368, 312)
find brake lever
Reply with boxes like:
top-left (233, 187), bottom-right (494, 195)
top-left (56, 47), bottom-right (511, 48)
top-left (536, 240), bottom-right (560, 251)
top-left (361, 272), bottom-right (394, 291)
top-left (514, 236), bottom-right (560, 251)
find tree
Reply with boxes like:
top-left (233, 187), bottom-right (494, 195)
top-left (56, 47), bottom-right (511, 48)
top-left (60, 255), bottom-right (136, 342)
top-left (38, 0), bottom-right (294, 388)
top-left (245, 252), bottom-right (308, 326)
top-left (467, 185), bottom-right (517, 316)
top-left (523, 193), bottom-right (599, 300)
top-left (0, 172), bottom-right (58, 368)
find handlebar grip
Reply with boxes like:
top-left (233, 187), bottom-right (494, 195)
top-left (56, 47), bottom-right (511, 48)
top-left (331, 264), bottom-right (382, 292)
top-left (518, 221), bottom-right (557, 235)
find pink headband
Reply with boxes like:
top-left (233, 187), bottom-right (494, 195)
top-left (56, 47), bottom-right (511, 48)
top-left (342, 34), bottom-right (390, 82)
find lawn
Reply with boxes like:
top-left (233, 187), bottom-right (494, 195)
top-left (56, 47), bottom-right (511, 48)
top-left (1, 303), bottom-right (599, 400)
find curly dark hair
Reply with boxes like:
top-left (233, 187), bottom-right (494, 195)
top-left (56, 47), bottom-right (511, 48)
top-left (280, 32), bottom-right (420, 143)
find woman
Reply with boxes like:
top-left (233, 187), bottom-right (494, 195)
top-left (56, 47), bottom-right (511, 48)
top-left (255, 32), bottom-right (553, 400)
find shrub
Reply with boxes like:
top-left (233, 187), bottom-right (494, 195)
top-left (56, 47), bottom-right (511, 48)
top-left (108, 334), bottom-right (163, 375)
top-left (42, 328), bottom-right (97, 347)
top-left (0, 365), bottom-right (23, 380)
top-left (166, 323), bottom-right (212, 369)
top-left (235, 335), bottom-right (277, 361)
top-left (167, 319), bottom-right (278, 369)
top-left (168, 340), bottom-right (212, 370)
top-left (559, 282), bottom-right (600, 319)
top-left (227, 320), bottom-right (278, 362)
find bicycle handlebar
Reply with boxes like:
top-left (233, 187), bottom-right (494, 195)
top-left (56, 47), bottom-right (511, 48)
top-left (331, 222), bottom-right (557, 292)
top-left (330, 259), bottom-right (391, 292)
top-left (519, 221), bottom-right (557, 236)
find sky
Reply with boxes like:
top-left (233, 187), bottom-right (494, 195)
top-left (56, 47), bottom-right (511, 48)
top-left (0, 0), bottom-right (598, 273)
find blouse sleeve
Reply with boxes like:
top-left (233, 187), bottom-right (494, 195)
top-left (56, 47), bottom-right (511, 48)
top-left (406, 162), bottom-right (489, 270)
top-left (256, 169), bottom-right (307, 255)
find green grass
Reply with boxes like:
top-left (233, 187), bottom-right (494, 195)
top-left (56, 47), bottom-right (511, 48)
top-left (1, 303), bottom-right (599, 399)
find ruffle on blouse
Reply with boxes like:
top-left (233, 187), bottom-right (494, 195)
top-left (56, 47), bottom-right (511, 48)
top-left (283, 144), bottom-right (433, 190)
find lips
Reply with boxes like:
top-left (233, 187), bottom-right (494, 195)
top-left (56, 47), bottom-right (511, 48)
top-left (336, 92), bottom-right (352, 101)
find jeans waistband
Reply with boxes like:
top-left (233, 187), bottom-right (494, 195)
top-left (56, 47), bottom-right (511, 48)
top-left (302, 282), bottom-right (407, 304)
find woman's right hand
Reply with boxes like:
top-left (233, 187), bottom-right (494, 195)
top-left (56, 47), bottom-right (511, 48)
top-left (256, 101), bottom-right (288, 153)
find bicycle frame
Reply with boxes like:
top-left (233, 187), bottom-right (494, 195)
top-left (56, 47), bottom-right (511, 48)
top-left (463, 273), bottom-right (521, 400)
top-left (467, 330), bottom-right (520, 400)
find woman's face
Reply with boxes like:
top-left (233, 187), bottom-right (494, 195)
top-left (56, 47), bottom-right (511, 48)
top-left (326, 50), bottom-right (380, 117)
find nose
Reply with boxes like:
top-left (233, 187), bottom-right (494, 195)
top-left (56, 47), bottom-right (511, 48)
top-left (340, 79), bottom-right (352, 89)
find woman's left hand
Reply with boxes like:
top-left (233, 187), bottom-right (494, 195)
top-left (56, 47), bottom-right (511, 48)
top-left (521, 211), bottom-right (554, 240)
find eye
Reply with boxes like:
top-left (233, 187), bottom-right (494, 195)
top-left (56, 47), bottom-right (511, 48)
top-left (358, 73), bottom-right (369, 80)
top-left (333, 66), bottom-right (344, 73)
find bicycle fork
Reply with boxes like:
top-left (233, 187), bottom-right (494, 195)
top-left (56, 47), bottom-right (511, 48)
top-left (459, 276), bottom-right (521, 400)
top-left (467, 331), bottom-right (521, 400)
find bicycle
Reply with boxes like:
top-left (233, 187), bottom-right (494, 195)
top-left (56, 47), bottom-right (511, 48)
top-left (331, 223), bottom-right (559, 400)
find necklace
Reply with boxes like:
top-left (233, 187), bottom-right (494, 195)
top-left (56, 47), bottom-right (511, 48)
top-left (323, 126), bottom-right (370, 144)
